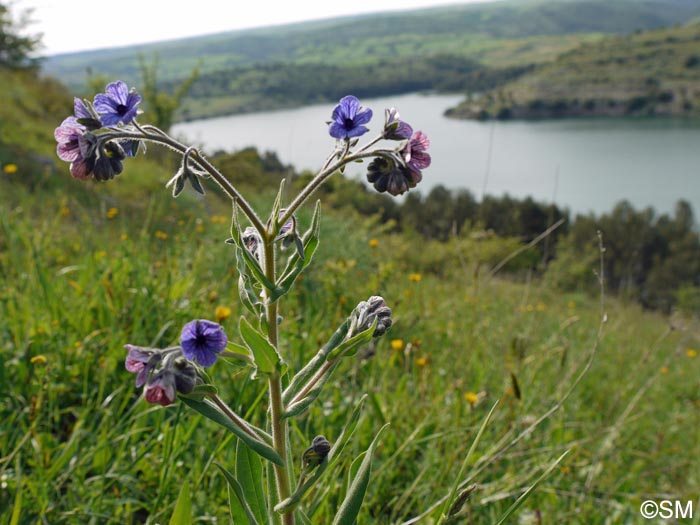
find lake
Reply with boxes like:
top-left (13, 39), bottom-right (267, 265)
top-left (173, 93), bottom-right (700, 217)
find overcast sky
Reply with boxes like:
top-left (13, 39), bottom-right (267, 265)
top-left (13, 0), bottom-right (497, 56)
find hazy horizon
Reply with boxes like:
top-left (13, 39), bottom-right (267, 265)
top-left (14, 0), bottom-right (500, 56)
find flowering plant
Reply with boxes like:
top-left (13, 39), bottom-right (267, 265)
top-left (56, 84), bottom-right (433, 523)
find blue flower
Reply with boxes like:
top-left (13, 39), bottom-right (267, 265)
top-left (329, 95), bottom-right (372, 139)
top-left (180, 319), bottom-right (228, 367)
top-left (94, 81), bottom-right (142, 126)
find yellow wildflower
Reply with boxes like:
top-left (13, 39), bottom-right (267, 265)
top-left (660, 366), bottom-right (669, 375)
top-left (465, 392), bottom-right (479, 405)
top-left (60, 206), bottom-right (70, 217)
top-left (369, 238), bottom-right (379, 248)
top-left (3, 163), bottom-right (18, 174)
top-left (409, 273), bottom-right (422, 282)
top-left (391, 339), bottom-right (404, 351)
top-left (106, 207), bottom-right (119, 219)
top-left (215, 305), bottom-right (232, 323)
top-left (686, 349), bottom-right (697, 358)
top-left (416, 355), bottom-right (430, 368)
top-left (120, 233), bottom-right (128, 241)
top-left (30, 355), bottom-right (47, 365)
top-left (155, 230), bottom-right (168, 240)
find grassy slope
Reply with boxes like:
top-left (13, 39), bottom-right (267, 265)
top-left (447, 22), bottom-right (700, 119)
top-left (2, 163), bottom-right (699, 523)
top-left (1, 72), bottom-right (700, 522)
top-left (41, 0), bottom-right (700, 119)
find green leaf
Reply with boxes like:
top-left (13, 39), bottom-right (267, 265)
top-left (236, 249), bottom-right (263, 315)
top-left (177, 383), bottom-right (218, 401)
top-left (327, 320), bottom-right (376, 360)
top-left (168, 482), bottom-right (191, 525)
top-left (493, 449), bottom-right (571, 525)
top-left (282, 362), bottom-right (340, 419)
top-left (270, 178), bottom-right (286, 233)
top-left (181, 397), bottom-right (284, 466)
top-left (272, 201), bottom-right (321, 302)
top-left (236, 439), bottom-right (268, 524)
top-left (438, 401), bottom-right (499, 525)
top-left (275, 396), bottom-right (367, 514)
top-left (10, 479), bottom-right (21, 525)
top-left (216, 462), bottom-right (261, 525)
top-left (332, 424), bottom-right (390, 525)
top-left (229, 203), bottom-right (277, 292)
top-left (239, 316), bottom-right (284, 376)
top-left (282, 320), bottom-right (349, 405)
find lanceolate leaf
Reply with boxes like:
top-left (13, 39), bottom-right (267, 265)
top-left (282, 320), bottom-right (350, 405)
top-left (229, 203), bottom-right (277, 292)
top-left (272, 200), bottom-right (321, 302)
top-left (236, 440), bottom-right (268, 524)
top-left (168, 482), bottom-right (191, 525)
top-left (332, 424), bottom-right (390, 525)
top-left (327, 320), bottom-right (376, 360)
top-left (180, 397), bottom-right (284, 466)
top-left (275, 396), bottom-right (368, 514)
top-left (216, 462), bottom-right (261, 525)
top-left (239, 316), bottom-right (285, 376)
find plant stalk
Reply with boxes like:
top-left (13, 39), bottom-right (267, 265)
top-left (263, 234), bottom-right (294, 525)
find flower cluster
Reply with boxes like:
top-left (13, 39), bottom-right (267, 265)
top-left (125, 319), bottom-right (227, 405)
top-left (55, 81), bottom-right (141, 181)
top-left (366, 130), bottom-right (431, 196)
top-left (327, 96), bottom-right (431, 196)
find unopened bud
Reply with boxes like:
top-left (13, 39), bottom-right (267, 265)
top-left (355, 295), bottom-right (392, 337)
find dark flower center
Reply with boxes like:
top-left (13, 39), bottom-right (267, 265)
top-left (343, 117), bottom-right (355, 129)
top-left (116, 104), bottom-right (129, 115)
top-left (195, 333), bottom-right (208, 347)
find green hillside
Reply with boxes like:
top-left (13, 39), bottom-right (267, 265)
top-left (447, 22), bottom-right (700, 119)
top-left (41, 0), bottom-right (700, 119)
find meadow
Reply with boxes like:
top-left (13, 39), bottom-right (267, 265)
top-left (2, 150), bottom-right (699, 523)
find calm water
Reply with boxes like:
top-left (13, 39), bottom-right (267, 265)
top-left (173, 93), bottom-right (700, 216)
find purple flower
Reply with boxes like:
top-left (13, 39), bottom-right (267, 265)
top-left (180, 320), bottom-right (228, 367)
top-left (242, 227), bottom-right (263, 262)
top-left (93, 141), bottom-right (126, 181)
top-left (329, 95), bottom-right (372, 139)
top-left (94, 81), bottom-right (142, 126)
top-left (403, 131), bottom-right (431, 175)
top-left (384, 108), bottom-right (413, 140)
top-left (125, 344), bottom-right (162, 387)
top-left (54, 117), bottom-right (96, 180)
top-left (366, 156), bottom-right (419, 196)
top-left (74, 97), bottom-right (91, 119)
top-left (144, 369), bottom-right (176, 406)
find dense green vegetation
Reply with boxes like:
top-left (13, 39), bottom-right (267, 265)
top-left (448, 22), bottom-right (700, 119)
top-left (42, 0), bottom-right (700, 119)
top-left (2, 14), bottom-right (700, 524)
top-left (3, 115), bottom-right (700, 524)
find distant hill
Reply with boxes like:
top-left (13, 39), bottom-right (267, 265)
top-left (446, 22), bottom-right (700, 119)
top-left (42, 0), bottom-right (700, 120)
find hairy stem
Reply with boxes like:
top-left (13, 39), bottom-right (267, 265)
top-left (263, 235), bottom-right (294, 525)
top-left (99, 128), bottom-right (265, 232)
top-left (279, 148), bottom-right (397, 226)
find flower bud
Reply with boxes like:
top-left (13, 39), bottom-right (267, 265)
top-left (242, 226), bottom-right (262, 262)
top-left (171, 355), bottom-right (198, 394)
top-left (144, 369), bottom-right (176, 406)
top-left (354, 296), bottom-right (392, 337)
top-left (302, 435), bottom-right (331, 469)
